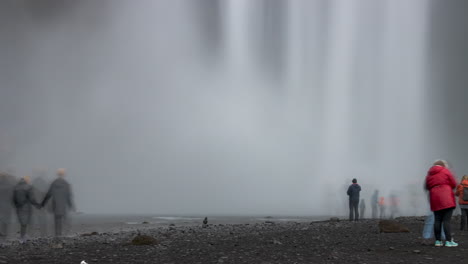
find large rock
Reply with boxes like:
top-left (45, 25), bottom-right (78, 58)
top-left (379, 220), bottom-right (410, 233)
top-left (131, 234), bottom-right (158, 245)
top-left (81, 231), bottom-right (99, 237)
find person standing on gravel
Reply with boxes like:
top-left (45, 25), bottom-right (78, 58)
top-left (41, 168), bottom-right (74, 237)
top-left (347, 178), bottom-right (361, 221)
top-left (379, 196), bottom-right (386, 219)
top-left (13, 176), bottom-right (40, 240)
top-left (455, 174), bottom-right (468, 231)
top-left (371, 190), bottom-right (379, 218)
top-left (425, 160), bottom-right (458, 247)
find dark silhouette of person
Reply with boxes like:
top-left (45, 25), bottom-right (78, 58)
top-left (360, 199), bottom-right (366, 219)
top-left (371, 190), bottom-right (379, 218)
top-left (379, 196), bottom-right (386, 219)
top-left (347, 178), bottom-right (361, 221)
top-left (13, 176), bottom-right (40, 239)
top-left (41, 168), bottom-right (74, 237)
top-left (0, 172), bottom-right (15, 238)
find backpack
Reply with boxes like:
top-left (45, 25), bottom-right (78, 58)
top-left (463, 187), bottom-right (468, 202)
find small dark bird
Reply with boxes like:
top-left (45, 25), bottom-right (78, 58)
top-left (203, 217), bottom-right (208, 225)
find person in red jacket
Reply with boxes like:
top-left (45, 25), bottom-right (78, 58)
top-left (425, 160), bottom-right (458, 247)
top-left (455, 175), bottom-right (468, 231)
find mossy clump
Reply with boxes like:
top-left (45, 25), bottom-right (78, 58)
top-left (379, 220), bottom-right (410, 233)
top-left (131, 234), bottom-right (158, 245)
top-left (81, 231), bottom-right (99, 237)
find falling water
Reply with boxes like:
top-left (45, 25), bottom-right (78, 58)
top-left (0, 0), bottom-right (433, 216)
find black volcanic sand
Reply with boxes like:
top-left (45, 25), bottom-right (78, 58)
top-left (1, 216), bottom-right (467, 264)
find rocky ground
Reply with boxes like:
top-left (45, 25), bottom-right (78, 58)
top-left (0, 216), bottom-right (467, 264)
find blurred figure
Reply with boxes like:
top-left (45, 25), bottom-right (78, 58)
top-left (0, 172), bottom-right (15, 238)
top-left (13, 176), bottom-right (40, 240)
top-left (389, 193), bottom-right (400, 219)
top-left (422, 213), bottom-right (446, 244)
top-left (379, 196), bottom-right (386, 219)
top-left (32, 169), bottom-right (50, 236)
top-left (425, 159), bottom-right (458, 247)
top-left (347, 178), bottom-right (361, 221)
top-left (455, 175), bottom-right (468, 231)
top-left (359, 199), bottom-right (366, 219)
top-left (371, 190), bottom-right (379, 218)
top-left (41, 168), bottom-right (74, 237)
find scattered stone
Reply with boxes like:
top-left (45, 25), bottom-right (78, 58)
top-left (379, 220), bottom-right (410, 233)
top-left (389, 247), bottom-right (395, 250)
top-left (273, 239), bottom-right (282, 245)
top-left (329, 217), bottom-right (340, 222)
top-left (131, 234), bottom-right (158, 246)
top-left (81, 232), bottom-right (99, 237)
top-left (413, 250), bottom-right (421, 254)
top-left (142, 221), bottom-right (149, 224)
top-left (51, 242), bottom-right (63, 249)
top-left (169, 223), bottom-right (175, 227)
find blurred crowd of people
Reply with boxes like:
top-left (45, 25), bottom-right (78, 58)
top-left (0, 168), bottom-right (74, 242)
top-left (345, 179), bottom-right (401, 222)
top-left (347, 159), bottom-right (468, 248)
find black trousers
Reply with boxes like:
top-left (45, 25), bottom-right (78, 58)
top-left (349, 200), bottom-right (359, 221)
top-left (434, 207), bottom-right (454, 241)
top-left (461, 208), bottom-right (468, 231)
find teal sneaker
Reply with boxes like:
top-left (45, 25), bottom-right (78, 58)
top-left (445, 240), bottom-right (458, 247)
top-left (435, 240), bottom-right (443, 247)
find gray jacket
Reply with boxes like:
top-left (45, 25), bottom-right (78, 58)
top-left (13, 180), bottom-right (38, 225)
top-left (347, 183), bottom-right (361, 202)
top-left (41, 178), bottom-right (73, 216)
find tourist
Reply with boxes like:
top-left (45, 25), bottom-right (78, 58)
top-left (425, 160), bottom-right (458, 247)
top-left (347, 178), bottom-right (361, 221)
top-left (455, 175), bottom-right (468, 231)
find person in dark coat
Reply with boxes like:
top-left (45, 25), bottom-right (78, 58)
top-left (371, 190), bottom-right (379, 218)
top-left (41, 168), bottom-right (74, 237)
top-left (347, 178), bottom-right (361, 221)
top-left (425, 159), bottom-right (458, 247)
top-left (13, 176), bottom-right (40, 239)
top-left (0, 172), bottom-right (15, 237)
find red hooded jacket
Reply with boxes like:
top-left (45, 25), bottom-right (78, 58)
top-left (425, 165), bottom-right (457, 211)
top-left (455, 180), bottom-right (468, 205)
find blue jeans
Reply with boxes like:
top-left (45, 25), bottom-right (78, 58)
top-left (423, 213), bottom-right (445, 240)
